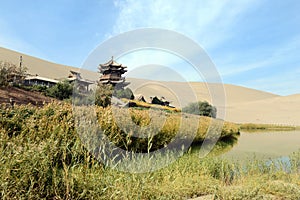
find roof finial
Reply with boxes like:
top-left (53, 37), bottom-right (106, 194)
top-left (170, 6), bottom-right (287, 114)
top-left (111, 56), bottom-right (114, 61)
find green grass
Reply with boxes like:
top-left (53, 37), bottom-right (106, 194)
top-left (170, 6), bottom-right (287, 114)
top-left (1, 102), bottom-right (299, 199)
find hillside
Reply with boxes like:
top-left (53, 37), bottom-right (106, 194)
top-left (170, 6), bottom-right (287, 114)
top-left (0, 47), bottom-right (99, 81)
top-left (127, 78), bottom-right (279, 106)
top-left (0, 87), bottom-right (55, 106)
top-left (128, 78), bottom-right (299, 126)
top-left (225, 94), bottom-right (300, 126)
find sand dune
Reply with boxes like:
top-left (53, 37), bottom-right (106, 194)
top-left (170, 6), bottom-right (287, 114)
top-left (225, 95), bottom-right (300, 126)
top-left (127, 78), bottom-right (279, 105)
top-left (0, 47), bottom-right (299, 125)
top-left (127, 78), bottom-right (300, 125)
top-left (0, 47), bottom-right (99, 81)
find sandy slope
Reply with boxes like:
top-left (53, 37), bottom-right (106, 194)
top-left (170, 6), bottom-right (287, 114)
top-left (127, 78), bottom-right (300, 125)
top-left (127, 78), bottom-right (279, 105)
top-left (0, 47), bottom-right (299, 125)
top-left (0, 47), bottom-right (99, 81)
top-left (225, 94), bottom-right (300, 126)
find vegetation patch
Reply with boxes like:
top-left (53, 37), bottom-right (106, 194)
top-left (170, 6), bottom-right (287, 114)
top-left (239, 123), bottom-right (298, 131)
top-left (182, 101), bottom-right (217, 118)
top-left (123, 99), bottom-right (181, 112)
top-left (0, 102), bottom-right (299, 199)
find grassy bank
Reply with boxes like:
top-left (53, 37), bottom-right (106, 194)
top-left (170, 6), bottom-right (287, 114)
top-left (1, 103), bottom-right (299, 199)
top-left (239, 123), bottom-right (298, 131)
top-left (93, 105), bottom-right (239, 152)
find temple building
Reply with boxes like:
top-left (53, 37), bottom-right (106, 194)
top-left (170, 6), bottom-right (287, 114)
top-left (24, 70), bottom-right (94, 92)
top-left (24, 75), bottom-right (58, 87)
top-left (150, 96), bottom-right (171, 107)
top-left (67, 70), bottom-right (94, 92)
top-left (98, 57), bottom-right (129, 88)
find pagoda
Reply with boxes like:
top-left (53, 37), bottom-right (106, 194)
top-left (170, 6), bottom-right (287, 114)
top-left (98, 57), bottom-right (129, 88)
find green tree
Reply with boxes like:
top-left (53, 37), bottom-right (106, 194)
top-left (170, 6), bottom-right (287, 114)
top-left (113, 87), bottom-right (134, 100)
top-left (95, 83), bottom-right (113, 107)
top-left (46, 81), bottom-right (73, 100)
top-left (182, 101), bottom-right (217, 118)
top-left (0, 61), bottom-right (17, 86)
top-left (0, 60), bottom-right (28, 86)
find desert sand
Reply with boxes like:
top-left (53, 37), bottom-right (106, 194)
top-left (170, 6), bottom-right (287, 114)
top-left (1, 47), bottom-right (299, 126)
top-left (127, 78), bottom-right (300, 126)
top-left (0, 47), bottom-right (99, 82)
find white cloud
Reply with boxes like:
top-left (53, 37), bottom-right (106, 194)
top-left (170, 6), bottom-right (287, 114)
top-left (108, 0), bottom-right (261, 83)
top-left (117, 49), bottom-right (205, 82)
top-left (112, 0), bottom-right (259, 50)
top-left (219, 36), bottom-right (300, 77)
top-left (108, 0), bottom-right (299, 95)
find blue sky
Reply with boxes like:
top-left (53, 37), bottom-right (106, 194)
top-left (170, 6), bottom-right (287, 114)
top-left (0, 0), bottom-right (299, 95)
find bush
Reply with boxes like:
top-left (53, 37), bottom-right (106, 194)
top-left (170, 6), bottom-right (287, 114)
top-left (0, 61), bottom-right (17, 86)
top-left (17, 84), bottom-right (48, 93)
top-left (94, 83), bottom-right (113, 107)
top-left (0, 60), bottom-right (27, 86)
top-left (113, 87), bottom-right (134, 100)
top-left (182, 101), bottom-right (217, 118)
top-left (45, 80), bottom-right (73, 100)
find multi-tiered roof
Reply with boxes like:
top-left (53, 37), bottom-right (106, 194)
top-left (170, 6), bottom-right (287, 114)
top-left (98, 57), bottom-right (129, 87)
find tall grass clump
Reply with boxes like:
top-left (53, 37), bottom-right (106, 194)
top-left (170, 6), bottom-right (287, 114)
top-left (0, 103), bottom-right (98, 199)
top-left (93, 106), bottom-right (239, 152)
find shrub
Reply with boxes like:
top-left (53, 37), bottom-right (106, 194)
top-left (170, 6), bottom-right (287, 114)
top-left (94, 83), bottom-right (113, 107)
top-left (0, 61), bottom-right (16, 86)
top-left (17, 84), bottom-right (48, 93)
top-left (0, 60), bottom-right (27, 86)
top-left (45, 80), bottom-right (73, 100)
top-left (113, 87), bottom-right (134, 100)
top-left (182, 101), bottom-right (217, 118)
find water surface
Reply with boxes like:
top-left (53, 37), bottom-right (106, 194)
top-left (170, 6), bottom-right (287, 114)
top-left (222, 130), bottom-right (300, 160)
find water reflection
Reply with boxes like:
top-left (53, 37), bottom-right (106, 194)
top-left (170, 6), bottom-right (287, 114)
top-left (189, 130), bottom-right (300, 162)
top-left (222, 130), bottom-right (300, 160)
top-left (188, 131), bottom-right (300, 176)
top-left (190, 133), bottom-right (240, 156)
